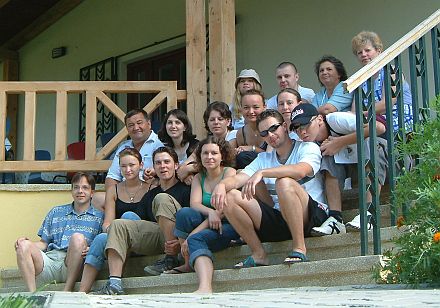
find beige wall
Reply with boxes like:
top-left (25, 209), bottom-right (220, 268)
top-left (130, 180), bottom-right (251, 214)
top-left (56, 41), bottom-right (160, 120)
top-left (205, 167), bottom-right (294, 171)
top-left (235, 0), bottom-right (438, 98)
top-left (0, 187), bottom-right (73, 271)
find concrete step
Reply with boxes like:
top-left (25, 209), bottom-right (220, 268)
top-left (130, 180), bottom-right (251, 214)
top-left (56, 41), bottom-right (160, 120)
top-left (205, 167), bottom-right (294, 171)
top-left (1, 255), bottom-right (381, 294)
top-left (0, 227), bottom-right (400, 292)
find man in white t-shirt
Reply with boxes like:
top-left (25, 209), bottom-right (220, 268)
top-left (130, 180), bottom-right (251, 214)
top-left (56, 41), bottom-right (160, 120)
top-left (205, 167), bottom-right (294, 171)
top-left (266, 62), bottom-right (315, 110)
top-left (290, 103), bottom-right (387, 235)
top-left (211, 109), bottom-right (328, 267)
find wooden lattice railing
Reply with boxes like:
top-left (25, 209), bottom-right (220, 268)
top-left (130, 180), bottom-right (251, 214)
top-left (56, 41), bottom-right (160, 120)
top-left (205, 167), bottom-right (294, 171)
top-left (0, 81), bottom-right (186, 172)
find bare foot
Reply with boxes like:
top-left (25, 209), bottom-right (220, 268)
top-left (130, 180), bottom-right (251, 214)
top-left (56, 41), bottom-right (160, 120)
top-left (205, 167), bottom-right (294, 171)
top-left (163, 264), bottom-right (193, 274)
top-left (194, 288), bottom-right (212, 294)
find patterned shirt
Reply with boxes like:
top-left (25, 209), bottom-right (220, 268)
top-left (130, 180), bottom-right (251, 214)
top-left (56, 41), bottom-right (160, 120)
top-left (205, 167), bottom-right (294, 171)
top-left (38, 203), bottom-right (103, 251)
top-left (362, 68), bottom-right (413, 132)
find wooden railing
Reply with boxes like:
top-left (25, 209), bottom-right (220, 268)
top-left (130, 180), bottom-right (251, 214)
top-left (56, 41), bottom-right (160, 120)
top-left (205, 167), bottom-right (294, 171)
top-left (0, 81), bottom-right (187, 172)
top-left (342, 9), bottom-right (440, 255)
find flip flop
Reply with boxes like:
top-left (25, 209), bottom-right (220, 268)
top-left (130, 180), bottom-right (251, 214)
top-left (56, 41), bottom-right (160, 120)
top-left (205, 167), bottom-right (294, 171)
top-left (283, 251), bottom-right (309, 264)
top-left (162, 266), bottom-right (193, 274)
top-left (233, 256), bottom-right (267, 269)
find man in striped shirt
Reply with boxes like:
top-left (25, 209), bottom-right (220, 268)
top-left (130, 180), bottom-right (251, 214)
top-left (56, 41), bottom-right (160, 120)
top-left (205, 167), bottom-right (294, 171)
top-left (15, 172), bottom-right (103, 291)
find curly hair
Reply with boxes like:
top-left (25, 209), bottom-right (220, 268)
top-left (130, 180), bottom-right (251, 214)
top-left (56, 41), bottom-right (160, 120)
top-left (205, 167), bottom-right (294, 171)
top-left (314, 55), bottom-right (348, 85)
top-left (351, 31), bottom-right (383, 55)
top-left (195, 136), bottom-right (234, 174)
top-left (158, 109), bottom-right (197, 147)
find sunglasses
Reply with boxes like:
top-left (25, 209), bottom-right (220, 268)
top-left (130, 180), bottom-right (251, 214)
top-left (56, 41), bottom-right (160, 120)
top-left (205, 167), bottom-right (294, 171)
top-left (292, 116), bottom-right (317, 131)
top-left (259, 123), bottom-right (282, 137)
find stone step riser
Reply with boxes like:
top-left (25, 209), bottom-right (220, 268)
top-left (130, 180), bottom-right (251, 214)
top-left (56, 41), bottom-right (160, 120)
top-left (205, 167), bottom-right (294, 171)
top-left (1, 227), bottom-right (399, 290)
top-left (1, 256), bottom-right (380, 294)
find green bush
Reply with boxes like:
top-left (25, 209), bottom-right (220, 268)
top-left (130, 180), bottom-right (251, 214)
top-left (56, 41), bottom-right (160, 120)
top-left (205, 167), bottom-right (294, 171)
top-left (0, 294), bottom-right (42, 308)
top-left (377, 95), bottom-right (440, 284)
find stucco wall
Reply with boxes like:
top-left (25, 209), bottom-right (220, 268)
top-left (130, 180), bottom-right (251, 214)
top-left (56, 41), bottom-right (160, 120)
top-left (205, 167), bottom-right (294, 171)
top-left (14, 0), bottom-right (438, 159)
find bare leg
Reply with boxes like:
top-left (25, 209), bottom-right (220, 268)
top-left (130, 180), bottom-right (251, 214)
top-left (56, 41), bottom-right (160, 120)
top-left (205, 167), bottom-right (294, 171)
top-left (15, 240), bottom-right (44, 292)
top-left (193, 256), bottom-right (214, 294)
top-left (92, 192), bottom-right (106, 212)
top-left (223, 189), bottom-right (268, 264)
top-left (107, 249), bottom-right (124, 277)
top-left (324, 172), bottom-right (342, 212)
top-left (64, 233), bottom-right (87, 291)
top-left (158, 216), bottom-right (176, 242)
top-left (78, 264), bottom-right (98, 293)
top-left (276, 178), bottom-right (310, 255)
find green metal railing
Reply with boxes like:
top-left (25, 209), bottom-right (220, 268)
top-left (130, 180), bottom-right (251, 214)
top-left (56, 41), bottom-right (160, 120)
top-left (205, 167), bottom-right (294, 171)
top-left (344, 9), bottom-right (440, 255)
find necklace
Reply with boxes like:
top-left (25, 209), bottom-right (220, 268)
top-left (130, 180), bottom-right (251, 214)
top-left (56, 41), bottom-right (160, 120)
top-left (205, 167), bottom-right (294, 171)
top-left (125, 181), bottom-right (143, 203)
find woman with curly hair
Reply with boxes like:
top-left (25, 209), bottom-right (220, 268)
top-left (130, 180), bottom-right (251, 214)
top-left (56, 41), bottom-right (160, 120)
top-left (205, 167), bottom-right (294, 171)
top-left (164, 136), bottom-right (239, 293)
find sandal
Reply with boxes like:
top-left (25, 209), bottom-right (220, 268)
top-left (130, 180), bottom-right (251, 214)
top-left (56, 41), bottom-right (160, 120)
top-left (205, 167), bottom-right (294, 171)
top-left (283, 251), bottom-right (308, 264)
top-left (233, 256), bottom-right (267, 269)
top-left (162, 266), bottom-right (193, 274)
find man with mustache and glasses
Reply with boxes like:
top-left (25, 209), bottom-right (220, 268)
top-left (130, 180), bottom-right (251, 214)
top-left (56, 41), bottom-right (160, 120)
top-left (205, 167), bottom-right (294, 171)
top-left (211, 109), bottom-right (328, 268)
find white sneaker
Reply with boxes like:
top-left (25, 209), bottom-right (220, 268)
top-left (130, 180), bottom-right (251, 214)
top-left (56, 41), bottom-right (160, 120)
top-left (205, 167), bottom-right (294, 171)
top-left (346, 213), bottom-right (373, 232)
top-left (310, 216), bottom-right (346, 236)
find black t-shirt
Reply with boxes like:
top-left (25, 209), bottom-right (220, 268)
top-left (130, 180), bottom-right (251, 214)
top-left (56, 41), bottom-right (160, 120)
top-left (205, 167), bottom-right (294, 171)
top-left (143, 180), bottom-right (191, 222)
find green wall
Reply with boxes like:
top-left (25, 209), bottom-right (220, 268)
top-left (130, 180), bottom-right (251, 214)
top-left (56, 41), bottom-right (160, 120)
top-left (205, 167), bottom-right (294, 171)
top-left (15, 0), bottom-right (439, 158)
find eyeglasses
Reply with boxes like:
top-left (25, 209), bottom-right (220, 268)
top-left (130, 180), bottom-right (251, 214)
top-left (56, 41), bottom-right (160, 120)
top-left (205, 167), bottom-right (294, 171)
top-left (72, 185), bottom-right (91, 191)
top-left (292, 116), bottom-right (317, 131)
top-left (259, 123), bottom-right (282, 137)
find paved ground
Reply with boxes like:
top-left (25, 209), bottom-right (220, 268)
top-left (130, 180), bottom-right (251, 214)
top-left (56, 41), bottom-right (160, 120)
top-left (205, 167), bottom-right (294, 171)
top-left (44, 285), bottom-right (440, 307)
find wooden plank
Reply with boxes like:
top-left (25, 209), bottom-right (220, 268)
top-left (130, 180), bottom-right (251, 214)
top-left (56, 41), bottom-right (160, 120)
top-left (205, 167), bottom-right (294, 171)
top-left (23, 91), bottom-right (36, 160)
top-left (95, 91), bottom-right (126, 123)
top-left (85, 91), bottom-right (97, 160)
top-left (0, 91), bottom-right (6, 160)
top-left (186, 0), bottom-right (207, 139)
top-left (208, 0), bottom-right (236, 104)
top-left (54, 91), bottom-right (67, 160)
top-left (166, 81), bottom-right (178, 111)
top-left (143, 91), bottom-right (167, 115)
top-left (177, 90), bottom-right (187, 102)
top-left (344, 9), bottom-right (440, 93)
top-left (2, 58), bottom-right (19, 156)
top-left (1, 0), bottom-right (84, 50)
top-left (0, 0), bottom-right (10, 9)
top-left (95, 128), bottom-right (127, 160)
top-left (0, 81), bottom-right (177, 93)
top-left (0, 160), bottom-right (111, 172)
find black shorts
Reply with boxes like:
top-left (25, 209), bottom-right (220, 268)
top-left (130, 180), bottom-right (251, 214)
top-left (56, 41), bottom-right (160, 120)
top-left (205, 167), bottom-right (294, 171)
top-left (256, 196), bottom-right (328, 242)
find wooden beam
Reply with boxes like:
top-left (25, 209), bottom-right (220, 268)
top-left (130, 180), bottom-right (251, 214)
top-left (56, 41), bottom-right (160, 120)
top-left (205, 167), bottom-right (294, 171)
top-left (23, 91), bottom-right (36, 160)
top-left (208, 0), bottom-right (236, 104)
top-left (0, 0), bottom-right (10, 9)
top-left (0, 91), bottom-right (6, 160)
top-left (1, 0), bottom-right (84, 51)
top-left (2, 58), bottom-right (19, 158)
top-left (85, 91), bottom-right (97, 160)
top-left (0, 160), bottom-right (111, 172)
top-left (54, 91), bottom-right (68, 160)
top-left (186, 0), bottom-right (207, 139)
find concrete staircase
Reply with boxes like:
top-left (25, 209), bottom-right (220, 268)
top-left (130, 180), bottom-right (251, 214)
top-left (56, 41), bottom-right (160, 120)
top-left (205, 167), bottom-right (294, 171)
top-left (0, 188), bottom-right (400, 294)
top-left (0, 225), bottom-right (400, 294)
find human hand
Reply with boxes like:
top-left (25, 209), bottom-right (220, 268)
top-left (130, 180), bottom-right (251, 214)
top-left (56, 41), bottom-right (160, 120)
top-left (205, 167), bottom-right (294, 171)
top-left (164, 239), bottom-right (180, 255)
top-left (241, 171), bottom-right (262, 200)
top-left (208, 210), bottom-right (223, 234)
top-left (82, 246), bottom-right (89, 258)
top-left (183, 174), bottom-right (194, 186)
top-left (211, 183), bottom-right (227, 211)
top-left (181, 240), bottom-right (189, 258)
top-left (143, 168), bottom-right (156, 180)
top-left (320, 136), bottom-right (344, 156)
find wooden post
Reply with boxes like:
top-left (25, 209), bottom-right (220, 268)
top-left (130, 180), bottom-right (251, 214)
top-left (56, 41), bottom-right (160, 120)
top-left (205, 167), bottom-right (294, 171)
top-left (208, 0), bottom-right (236, 104)
top-left (186, 0), bottom-right (207, 139)
top-left (2, 57), bottom-right (19, 156)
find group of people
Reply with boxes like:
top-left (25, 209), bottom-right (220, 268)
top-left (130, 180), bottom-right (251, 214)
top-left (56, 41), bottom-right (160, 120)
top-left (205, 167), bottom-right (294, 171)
top-left (15, 31), bottom-right (413, 295)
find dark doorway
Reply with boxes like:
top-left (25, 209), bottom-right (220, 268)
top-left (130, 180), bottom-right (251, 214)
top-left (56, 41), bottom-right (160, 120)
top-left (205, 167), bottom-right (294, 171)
top-left (127, 48), bottom-right (186, 132)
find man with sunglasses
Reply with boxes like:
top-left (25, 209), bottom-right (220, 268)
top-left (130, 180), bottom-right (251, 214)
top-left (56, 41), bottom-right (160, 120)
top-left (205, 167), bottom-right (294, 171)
top-left (290, 103), bottom-right (387, 236)
top-left (211, 109), bottom-right (328, 267)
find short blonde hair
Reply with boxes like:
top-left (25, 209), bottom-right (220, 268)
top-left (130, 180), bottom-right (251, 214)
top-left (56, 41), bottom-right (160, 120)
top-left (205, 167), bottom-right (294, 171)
top-left (351, 31), bottom-right (383, 55)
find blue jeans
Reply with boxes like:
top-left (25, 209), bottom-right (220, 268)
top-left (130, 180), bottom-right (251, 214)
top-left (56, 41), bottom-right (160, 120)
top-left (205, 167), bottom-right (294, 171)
top-left (84, 211), bottom-right (141, 270)
top-left (174, 207), bottom-right (239, 268)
